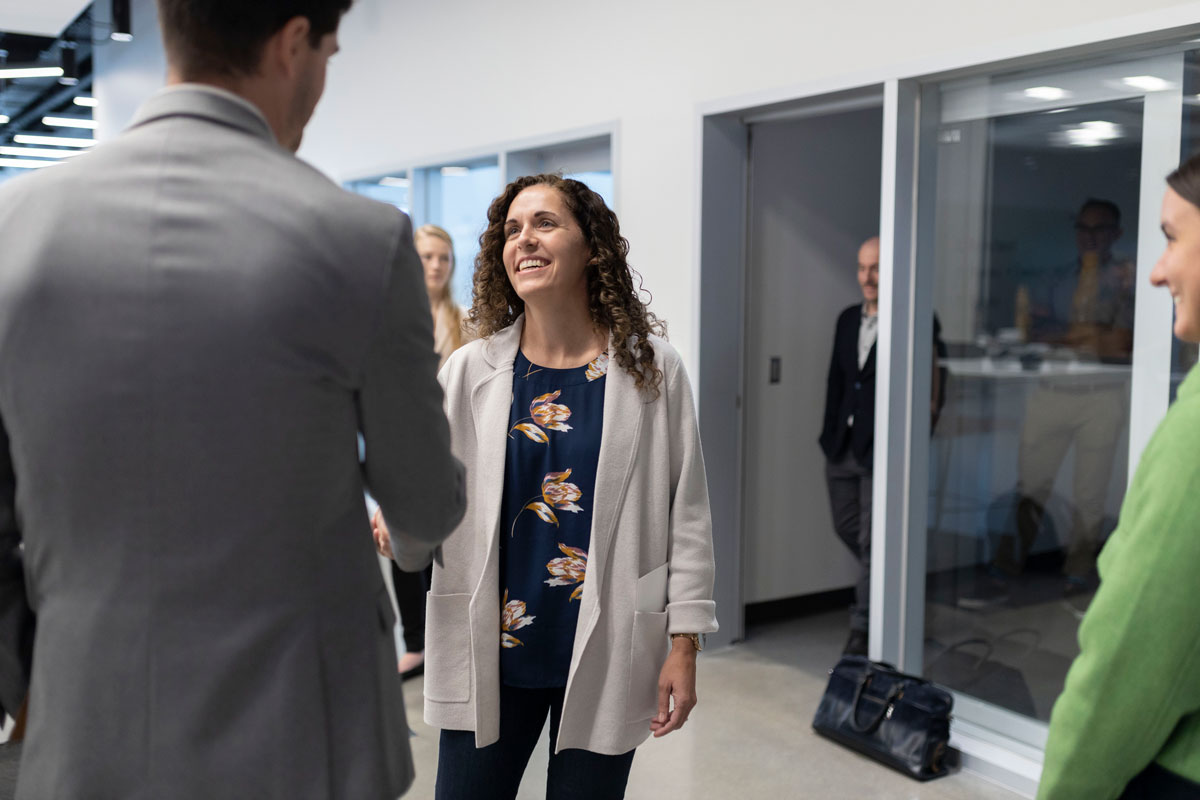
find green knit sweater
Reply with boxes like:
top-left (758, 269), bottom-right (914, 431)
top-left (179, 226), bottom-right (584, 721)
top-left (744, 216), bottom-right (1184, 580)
top-left (1038, 366), bottom-right (1200, 799)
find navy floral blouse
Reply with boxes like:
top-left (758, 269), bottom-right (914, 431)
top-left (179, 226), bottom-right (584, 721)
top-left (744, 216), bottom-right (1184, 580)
top-left (499, 348), bottom-right (610, 688)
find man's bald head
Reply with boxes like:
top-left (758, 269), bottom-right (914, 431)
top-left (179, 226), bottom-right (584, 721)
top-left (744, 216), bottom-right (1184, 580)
top-left (857, 236), bottom-right (880, 313)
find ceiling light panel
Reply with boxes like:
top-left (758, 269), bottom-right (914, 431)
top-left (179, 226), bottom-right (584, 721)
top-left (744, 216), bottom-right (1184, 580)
top-left (13, 134), bottom-right (95, 148)
top-left (0, 157), bottom-right (59, 169)
top-left (0, 146), bottom-right (82, 159)
top-left (0, 66), bottom-right (65, 80)
top-left (42, 116), bottom-right (98, 129)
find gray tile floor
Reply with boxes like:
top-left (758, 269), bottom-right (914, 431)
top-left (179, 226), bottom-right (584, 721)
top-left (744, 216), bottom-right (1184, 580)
top-left (401, 610), bottom-right (1024, 799)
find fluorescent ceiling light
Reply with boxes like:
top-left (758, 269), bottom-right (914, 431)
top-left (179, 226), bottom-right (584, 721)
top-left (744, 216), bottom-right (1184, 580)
top-left (0, 157), bottom-right (59, 169)
top-left (0, 146), bottom-right (81, 159)
top-left (1045, 107), bottom-right (1075, 114)
top-left (43, 116), bottom-right (97, 129)
top-left (13, 134), bottom-right (95, 147)
top-left (439, 166), bottom-right (470, 177)
top-left (378, 176), bottom-right (410, 188)
top-left (1123, 75), bottom-right (1172, 92)
top-left (0, 66), bottom-right (64, 80)
top-left (73, 97), bottom-right (98, 108)
top-left (1024, 86), bottom-right (1070, 101)
top-left (0, 116), bottom-right (8, 125)
top-left (1055, 120), bottom-right (1123, 148)
top-left (111, 32), bottom-right (133, 43)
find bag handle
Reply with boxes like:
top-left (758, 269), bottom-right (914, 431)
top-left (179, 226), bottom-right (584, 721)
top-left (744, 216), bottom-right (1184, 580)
top-left (849, 671), bottom-right (902, 734)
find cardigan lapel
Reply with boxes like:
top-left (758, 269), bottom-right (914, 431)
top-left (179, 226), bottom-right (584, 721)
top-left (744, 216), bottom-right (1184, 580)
top-left (472, 317), bottom-right (524, 577)
top-left (579, 342), bottom-right (644, 625)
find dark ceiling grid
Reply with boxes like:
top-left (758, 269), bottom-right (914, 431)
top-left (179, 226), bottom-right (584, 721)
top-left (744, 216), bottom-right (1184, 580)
top-left (0, 4), bottom-right (98, 172)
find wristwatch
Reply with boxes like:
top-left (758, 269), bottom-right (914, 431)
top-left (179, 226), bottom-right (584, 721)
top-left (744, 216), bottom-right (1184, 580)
top-left (671, 633), bottom-right (703, 652)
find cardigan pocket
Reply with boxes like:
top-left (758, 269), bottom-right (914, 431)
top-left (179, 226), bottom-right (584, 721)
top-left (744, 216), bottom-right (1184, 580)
top-left (626, 610), bottom-right (669, 722)
top-left (424, 592), bottom-right (472, 703)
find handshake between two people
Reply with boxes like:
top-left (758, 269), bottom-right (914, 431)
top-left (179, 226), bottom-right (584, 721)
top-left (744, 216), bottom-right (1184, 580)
top-left (371, 509), bottom-right (395, 560)
top-left (371, 509), bottom-right (442, 572)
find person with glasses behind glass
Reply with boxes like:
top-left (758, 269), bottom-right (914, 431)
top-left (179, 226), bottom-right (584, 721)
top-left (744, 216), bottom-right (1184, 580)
top-left (1037, 156), bottom-right (1200, 800)
top-left (967, 200), bottom-right (1135, 610)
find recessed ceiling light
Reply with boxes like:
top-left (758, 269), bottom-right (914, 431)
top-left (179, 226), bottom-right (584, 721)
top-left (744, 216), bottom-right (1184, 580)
top-left (42, 116), bottom-right (97, 130)
top-left (12, 134), bottom-right (95, 148)
top-left (73, 97), bottom-right (98, 108)
top-left (1024, 86), bottom-right (1071, 101)
top-left (379, 176), bottom-right (410, 188)
top-left (1123, 75), bottom-right (1173, 92)
top-left (0, 157), bottom-right (59, 169)
top-left (0, 66), bottom-right (64, 80)
top-left (439, 166), bottom-right (470, 177)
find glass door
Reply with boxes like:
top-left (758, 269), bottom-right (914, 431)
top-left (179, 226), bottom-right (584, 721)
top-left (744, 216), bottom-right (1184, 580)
top-left (915, 50), bottom-right (1184, 744)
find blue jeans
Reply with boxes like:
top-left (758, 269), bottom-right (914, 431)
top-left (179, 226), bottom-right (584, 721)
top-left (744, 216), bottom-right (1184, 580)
top-left (434, 685), bottom-right (636, 800)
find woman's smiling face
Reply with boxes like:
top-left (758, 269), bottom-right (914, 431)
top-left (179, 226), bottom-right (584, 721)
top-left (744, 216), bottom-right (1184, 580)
top-left (501, 185), bottom-right (591, 307)
top-left (1153, 186), bottom-right (1200, 342)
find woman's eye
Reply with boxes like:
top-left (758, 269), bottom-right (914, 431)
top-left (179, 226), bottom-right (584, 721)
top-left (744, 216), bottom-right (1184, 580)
top-left (506, 227), bottom-right (519, 237)
top-left (538, 219), bottom-right (554, 228)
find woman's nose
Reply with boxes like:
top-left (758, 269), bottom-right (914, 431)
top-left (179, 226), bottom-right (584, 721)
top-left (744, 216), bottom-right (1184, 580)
top-left (517, 229), bottom-right (537, 248)
top-left (1149, 255), bottom-right (1167, 287)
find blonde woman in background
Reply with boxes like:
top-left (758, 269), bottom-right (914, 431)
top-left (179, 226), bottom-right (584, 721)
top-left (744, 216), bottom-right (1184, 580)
top-left (386, 224), bottom-right (472, 677)
top-left (417, 224), bottom-right (471, 367)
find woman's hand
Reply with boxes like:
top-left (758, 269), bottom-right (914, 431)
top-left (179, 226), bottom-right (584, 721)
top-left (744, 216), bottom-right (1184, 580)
top-left (649, 638), bottom-right (698, 737)
top-left (371, 508), bottom-right (393, 560)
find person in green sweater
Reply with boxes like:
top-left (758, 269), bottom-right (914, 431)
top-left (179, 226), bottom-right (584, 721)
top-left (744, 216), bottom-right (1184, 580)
top-left (1037, 154), bottom-right (1200, 799)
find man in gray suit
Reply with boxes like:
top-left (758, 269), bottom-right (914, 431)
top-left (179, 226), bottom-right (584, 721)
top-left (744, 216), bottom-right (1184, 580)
top-left (0, 1), bottom-right (465, 797)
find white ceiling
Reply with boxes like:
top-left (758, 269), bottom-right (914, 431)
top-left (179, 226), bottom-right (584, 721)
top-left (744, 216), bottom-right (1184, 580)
top-left (0, 0), bottom-right (91, 38)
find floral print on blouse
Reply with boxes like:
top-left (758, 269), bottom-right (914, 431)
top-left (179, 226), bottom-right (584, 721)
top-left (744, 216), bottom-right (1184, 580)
top-left (499, 349), bottom-right (608, 688)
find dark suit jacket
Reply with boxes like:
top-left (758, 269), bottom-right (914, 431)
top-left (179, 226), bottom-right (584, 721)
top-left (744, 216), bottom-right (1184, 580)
top-left (820, 305), bottom-right (876, 468)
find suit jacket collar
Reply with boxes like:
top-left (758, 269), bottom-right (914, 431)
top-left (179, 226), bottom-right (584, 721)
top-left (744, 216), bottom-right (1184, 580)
top-left (128, 84), bottom-right (277, 146)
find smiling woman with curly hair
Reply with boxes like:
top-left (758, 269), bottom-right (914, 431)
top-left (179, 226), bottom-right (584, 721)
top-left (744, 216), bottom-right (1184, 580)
top-left (468, 174), bottom-right (666, 399)
top-left (374, 173), bottom-right (718, 800)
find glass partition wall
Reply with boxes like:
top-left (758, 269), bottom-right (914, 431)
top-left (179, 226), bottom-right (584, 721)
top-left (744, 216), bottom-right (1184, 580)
top-left (908, 46), bottom-right (1188, 752)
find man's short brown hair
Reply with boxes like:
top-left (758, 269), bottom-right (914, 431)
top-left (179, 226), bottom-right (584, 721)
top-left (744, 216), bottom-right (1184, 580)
top-left (157, 0), bottom-right (353, 79)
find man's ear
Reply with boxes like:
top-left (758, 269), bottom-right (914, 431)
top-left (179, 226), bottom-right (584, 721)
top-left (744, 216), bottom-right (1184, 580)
top-left (261, 16), bottom-right (312, 80)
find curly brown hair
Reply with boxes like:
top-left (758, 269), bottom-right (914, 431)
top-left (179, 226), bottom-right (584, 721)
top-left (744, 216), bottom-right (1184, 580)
top-left (468, 174), bottom-right (666, 398)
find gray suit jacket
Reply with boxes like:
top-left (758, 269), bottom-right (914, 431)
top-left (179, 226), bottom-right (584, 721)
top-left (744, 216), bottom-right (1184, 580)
top-left (0, 85), bottom-right (465, 799)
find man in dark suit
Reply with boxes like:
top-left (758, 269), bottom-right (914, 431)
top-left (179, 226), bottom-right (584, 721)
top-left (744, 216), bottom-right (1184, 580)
top-left (819, 237), bottom-right (882, 657)
top-left (0, 1), bottom-right (464, 796)
top-left (820, 236), bottom-right (944, 656)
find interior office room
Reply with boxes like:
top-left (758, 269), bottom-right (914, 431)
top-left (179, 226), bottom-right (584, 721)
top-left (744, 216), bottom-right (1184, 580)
top-left (4, 0), bottom-right (1200, 797)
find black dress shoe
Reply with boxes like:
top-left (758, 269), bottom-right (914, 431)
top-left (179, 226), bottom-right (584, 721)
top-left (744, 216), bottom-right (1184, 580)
top-left (842, 629), bottom-right (868, 657)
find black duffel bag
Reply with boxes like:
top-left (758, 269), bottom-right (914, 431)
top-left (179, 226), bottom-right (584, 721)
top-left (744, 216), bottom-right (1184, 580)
top-left (812, 655), bottom-right (953, 781)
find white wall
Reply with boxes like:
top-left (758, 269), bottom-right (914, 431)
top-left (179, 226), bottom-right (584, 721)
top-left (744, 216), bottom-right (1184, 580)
top-left (92, 0), bottom-right (166, 142)
top-left (300, 0), bottom-right (1198, 369)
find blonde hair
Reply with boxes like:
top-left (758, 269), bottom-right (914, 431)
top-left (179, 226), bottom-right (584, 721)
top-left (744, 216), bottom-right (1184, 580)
top-left (415, 224), bottom-right (467, 357)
